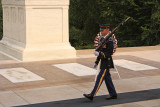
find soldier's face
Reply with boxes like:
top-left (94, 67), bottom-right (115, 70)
top-left (101, 29), bottom-right (109, 36)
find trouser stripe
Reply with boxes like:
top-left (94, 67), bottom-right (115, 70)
top-left (94, 69), bottom-right (107, 97)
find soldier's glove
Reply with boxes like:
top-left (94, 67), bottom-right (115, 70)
top-left (93, 63), bottom-right (97, 69)
top-left (94, 51), bottom-right (99, 56)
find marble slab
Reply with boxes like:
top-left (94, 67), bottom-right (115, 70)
top-left (114, 59), bottom-right (158, 71)
top-left (0, 68), bottom-right (45, 83)
top-left (53, 63), bottom-right (97, 76)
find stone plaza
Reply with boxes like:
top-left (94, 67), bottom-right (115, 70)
top-left (0, 46), bottom-right (160, 107)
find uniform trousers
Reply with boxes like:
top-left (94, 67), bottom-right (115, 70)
top-left (91, 68), bottom-right (117, 97)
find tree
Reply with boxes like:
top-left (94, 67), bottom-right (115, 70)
top-left (69, 0), bottom-right (160, 49)
top-left (141, 0), bottom-right (160, 45)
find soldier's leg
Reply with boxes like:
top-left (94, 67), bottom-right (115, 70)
top-left (91, 69), bottom-right (107, 97)
top-left (104, 69), bottom-right (117, 97)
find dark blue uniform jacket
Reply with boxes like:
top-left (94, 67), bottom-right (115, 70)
top-left (95, 39), bottom-right (114, 69)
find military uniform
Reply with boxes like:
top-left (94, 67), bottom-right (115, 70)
top-left (83, 24), bottom-right (117, 101)
top-left (90, 38), bottom-right (117, 98)
top-left (95, 38), bottom-right (114, 69)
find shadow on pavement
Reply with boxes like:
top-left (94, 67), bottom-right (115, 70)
top-left (15, 88), bottom-right (160, 107)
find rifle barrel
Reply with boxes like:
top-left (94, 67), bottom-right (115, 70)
top-left (95, 17), bottom-right (130, 51)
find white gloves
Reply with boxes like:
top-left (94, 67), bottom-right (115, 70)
top-left (94, 51), bottom-right (99, 56)
top-left (93, 63), bottom-right (97, 69)
top-left (93, 51), bottom-right (99, 69)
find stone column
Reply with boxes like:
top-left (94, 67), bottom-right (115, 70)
top-left (0, 0), bottom-right (76, 61)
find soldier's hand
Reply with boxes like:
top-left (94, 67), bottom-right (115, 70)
top-left (93, 63), bottom-right (97, 69)
top-left (94, 51), bottom-right (99, 56)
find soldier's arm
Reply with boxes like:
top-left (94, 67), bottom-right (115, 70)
top-left (95, 55), bottom-right (100, 65)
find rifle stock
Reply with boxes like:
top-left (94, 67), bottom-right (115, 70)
top-left (95, 17), bottom-right (130, 52)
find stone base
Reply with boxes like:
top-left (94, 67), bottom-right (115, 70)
top-left (1, 0), bottom-right (76, 61)
top-left (0, 41), bottom-right (76, 61)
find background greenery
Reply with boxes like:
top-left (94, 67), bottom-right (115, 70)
top-left (69, 0), bottom-right (160, 49)
top-left (0, 0), bottom-right (159, 49)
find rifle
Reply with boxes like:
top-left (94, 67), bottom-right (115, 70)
top-left (95, 17), bottom-right (130, 51)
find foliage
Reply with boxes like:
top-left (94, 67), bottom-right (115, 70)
top-left (141, 0), bottom-right (160, 45)
top-left (69, 0), bottom-right (160, 49)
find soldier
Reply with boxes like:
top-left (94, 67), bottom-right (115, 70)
top-left (83, 24), bottom-right (117, 101)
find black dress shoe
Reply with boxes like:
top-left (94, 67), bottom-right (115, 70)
top-left (106, 96), bottom-right (117, 100)
top-left (83, 94), bottom-right (93, 101)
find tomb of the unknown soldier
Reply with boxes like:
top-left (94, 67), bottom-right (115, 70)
top-left (0, 0), bottom-right (76, 61)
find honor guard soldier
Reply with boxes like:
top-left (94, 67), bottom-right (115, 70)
top-left (83, 24), bottom-right (117, 101)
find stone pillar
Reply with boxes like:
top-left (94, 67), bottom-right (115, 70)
top-left (0, 0), bottom-right (76, 61)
